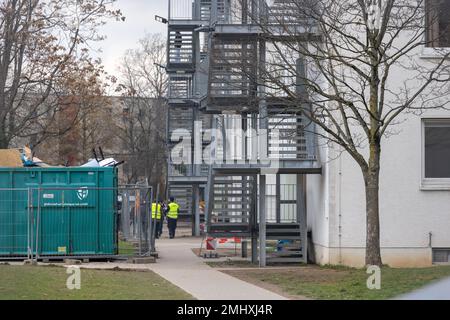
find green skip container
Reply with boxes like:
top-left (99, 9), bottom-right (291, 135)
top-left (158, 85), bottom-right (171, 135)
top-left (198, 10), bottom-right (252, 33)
top-left (0, 167), bottom-right (118, 258)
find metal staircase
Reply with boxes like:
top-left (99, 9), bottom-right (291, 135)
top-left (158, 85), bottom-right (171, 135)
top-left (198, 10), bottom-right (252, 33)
top-left (207, 35), bottom-right (258, 112)
top-left (206, 168), bottom-right (307, 264)
top-left (265, 223), bottom-right (304, 263)
top-left (167, 29), bottom-right (195, 72)
top-left (167, 0), bottom-right (321, 264)
top-left (268, 106), bottom-right (310, 160)
top-left (206, 172), bottom-right (257, 237)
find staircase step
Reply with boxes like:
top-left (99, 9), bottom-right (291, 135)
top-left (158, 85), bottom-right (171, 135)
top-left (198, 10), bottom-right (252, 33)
top-left (270, 251), bottom-right (302, 257)
top-left (213, 214), bottom-right (250, 220)
top-left (214, 180), bottom-right (255, 184)
top-left (214, 200), bottom-right (252, 205)
top-left (267, 235), bottom-right (302, 240)
top-left (212, 207), bottom-right (251, 211)
top-left (266, 228), bottom-right (301, 233)
top-left (213, 185), bottom-right (254, 189)
top-left (266, 257), bottom-right (304, 263)
top-left (266, 223), bottom-right (301, 228)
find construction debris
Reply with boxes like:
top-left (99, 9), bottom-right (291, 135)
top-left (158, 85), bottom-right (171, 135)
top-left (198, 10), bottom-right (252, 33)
top-left (0, 149), bottom-right (24, 167)
top-left (81, 157), bottom-right (120, 167)
top-left (0, 145), bottom-right (122, 168)
top-left (81, 147), bottom-right (123, 167)
top-left (20, 146), bottom-right (51, 167)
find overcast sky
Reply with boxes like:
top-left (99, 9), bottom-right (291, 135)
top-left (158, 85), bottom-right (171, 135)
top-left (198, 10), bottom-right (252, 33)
top-left (96, 1), bottom-right (168, 78)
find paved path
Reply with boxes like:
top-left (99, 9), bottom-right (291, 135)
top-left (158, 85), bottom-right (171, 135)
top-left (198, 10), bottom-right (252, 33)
top-left (66, 237), bottom-right (286, 300)
top-left (150, 237), bottom-right (287, 300)
top-left (396, 276), bottom-right (450, 300)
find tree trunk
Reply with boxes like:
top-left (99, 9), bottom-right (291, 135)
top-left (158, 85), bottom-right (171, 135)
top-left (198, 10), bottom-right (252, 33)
top-left (0, 127), bottom-right (8, 149)
top-left (364, 142), bottom-right (383, 266)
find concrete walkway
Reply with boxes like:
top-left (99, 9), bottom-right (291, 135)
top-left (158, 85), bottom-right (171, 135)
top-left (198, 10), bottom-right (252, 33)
top-left (62, 237), bottom-right (286, 300)
top-left (396, 276), bottom-right (450, 300)
top-left (150, 237), bottom-right (287, 300)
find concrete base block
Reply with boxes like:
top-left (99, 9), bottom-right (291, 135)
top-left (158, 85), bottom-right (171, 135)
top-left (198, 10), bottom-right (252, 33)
top-left (64, 259), bottom-right (82, 265)
top-left (132, 257), bottom-right (156, 264)
top-left (202, 251), bottom-right (219, 259)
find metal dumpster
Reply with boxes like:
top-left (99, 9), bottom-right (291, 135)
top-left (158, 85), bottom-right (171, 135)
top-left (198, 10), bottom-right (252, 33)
top-left (0, 167), bottom-right (118, 258)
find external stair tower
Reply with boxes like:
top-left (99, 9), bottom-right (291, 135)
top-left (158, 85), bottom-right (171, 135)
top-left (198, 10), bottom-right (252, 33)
top-left (167, 0), bottom-right (321, 265)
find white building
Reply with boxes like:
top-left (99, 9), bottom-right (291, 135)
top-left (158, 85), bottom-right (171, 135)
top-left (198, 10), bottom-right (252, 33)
top-left (308, 0), bottom-right (450, 267)
top-left (166, 0), bottom-right (450, 267)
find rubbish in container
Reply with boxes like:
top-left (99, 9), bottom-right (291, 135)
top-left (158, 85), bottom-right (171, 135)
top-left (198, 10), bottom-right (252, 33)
top-left (17, 146), bottom-right (51, 167)
top-left (81, 146), bottom-right (123, 167)
top-left (0, 149), bottom-right (23, 167)
top-left (81, 159), bottom-right (100, 167)
top-left (81, 157), bottom-right (121, 167)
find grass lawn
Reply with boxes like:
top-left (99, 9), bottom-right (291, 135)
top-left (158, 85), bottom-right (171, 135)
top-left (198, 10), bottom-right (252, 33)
top-left (0, 265), bottom-right (193, 300)
top-left (220, 265), bottom-right (450, 300)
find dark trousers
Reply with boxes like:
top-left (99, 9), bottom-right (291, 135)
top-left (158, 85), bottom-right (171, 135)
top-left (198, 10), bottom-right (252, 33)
top-left (155, 220), bottom-right (162, 238)
top-left (167, 218), bottom-right (178, 238)
top-left (158, 219), bottom-right (163, 237)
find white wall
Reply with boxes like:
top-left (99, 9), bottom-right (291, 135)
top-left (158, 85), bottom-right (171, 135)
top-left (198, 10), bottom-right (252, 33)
top-left (307, 136), bottom-right (331, 264)
top-left (304, 6), bottom-right (450, 266)
top-left (313, 108), bottom-right (450, 267)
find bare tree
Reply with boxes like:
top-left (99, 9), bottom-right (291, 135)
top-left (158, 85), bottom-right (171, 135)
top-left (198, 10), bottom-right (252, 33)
top-left (77, 96), bottom-right (117, 163)
top-left (115, 33), bottom-right (168, 190)
top-left (0, 0), bottom-right (123, 149)
top-left (224, 0), bottom-right (450, 265)
top-left (35, 92), bottom-right (116, 166)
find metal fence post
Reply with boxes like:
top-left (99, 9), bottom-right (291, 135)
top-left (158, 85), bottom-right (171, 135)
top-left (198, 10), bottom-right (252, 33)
top-left (30, 189), bottom-right (35, 261)
top-left (137, 189), bottom-right (142, 256)
top-left (148, 186), bottom-right (154, 255)
top-left (122, 190), bottom-right (130, 240)
top-left (132, 188), bottom-right (137, 240)
top-left (35, 188), bottom-right (41, 262)
top-left (27, 188), bottom-right (31, 260)
top-left (152, 185), bottom-right (159, 254)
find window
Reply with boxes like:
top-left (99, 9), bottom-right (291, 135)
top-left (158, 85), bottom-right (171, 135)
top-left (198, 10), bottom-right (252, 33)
top-left (426, 0), bottom-right (450, 47)
top-left (433, 248), bottom-right (450, 264)
top-left (422, 119), bottom-right (450, 189)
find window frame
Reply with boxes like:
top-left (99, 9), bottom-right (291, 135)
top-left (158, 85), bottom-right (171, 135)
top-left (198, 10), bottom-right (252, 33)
top-left (421, 118), bottom-right (450, 190)
top-left (425, 0), bottom-right (450, 49)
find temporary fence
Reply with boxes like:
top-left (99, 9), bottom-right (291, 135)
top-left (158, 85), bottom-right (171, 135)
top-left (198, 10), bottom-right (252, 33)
top-left (0, 188), bottom-right (30, 258)
top-left (118, 184), bottom-right (156, 256)
top-left (0, 185), bottom-right (157, 261)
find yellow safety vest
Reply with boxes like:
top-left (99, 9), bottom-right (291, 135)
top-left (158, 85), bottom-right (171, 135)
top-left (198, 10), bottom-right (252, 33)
top-left (152, 203), bottom-right (161, 219)
top-left (167, 202), bottom-right (179, 219)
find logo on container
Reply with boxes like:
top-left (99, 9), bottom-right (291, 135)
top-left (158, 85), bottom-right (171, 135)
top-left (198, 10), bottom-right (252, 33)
top-left (76, 188), bottom-right (89, 201)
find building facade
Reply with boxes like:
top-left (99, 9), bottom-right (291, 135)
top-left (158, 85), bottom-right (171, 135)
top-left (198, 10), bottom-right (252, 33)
top-left (166, 0), bottom-right (450, 267)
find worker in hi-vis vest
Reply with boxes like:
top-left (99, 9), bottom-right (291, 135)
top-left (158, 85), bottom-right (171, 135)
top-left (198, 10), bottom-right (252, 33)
top-left (152, 200), bottom-right (162, 239)
top-left (167, 197), bottom-right (180, 239)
